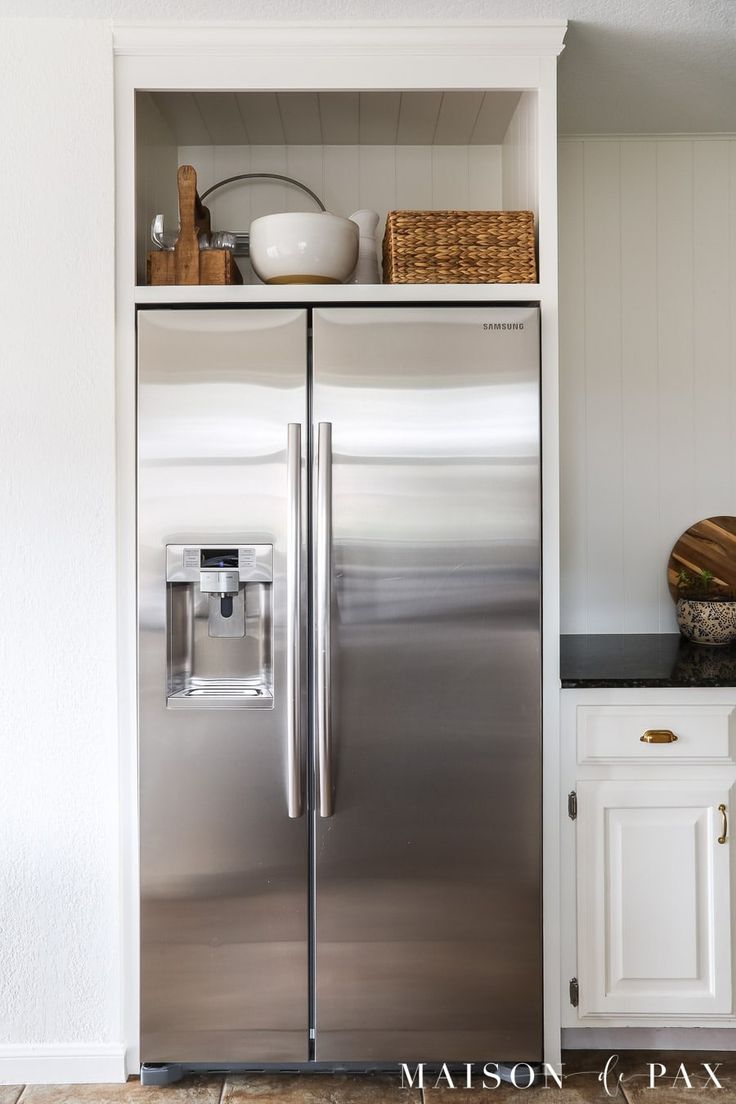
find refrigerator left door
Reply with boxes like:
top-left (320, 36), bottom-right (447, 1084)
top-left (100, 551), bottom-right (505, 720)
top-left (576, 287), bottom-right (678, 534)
top-left (137, 309), bottom-right (309, 1064)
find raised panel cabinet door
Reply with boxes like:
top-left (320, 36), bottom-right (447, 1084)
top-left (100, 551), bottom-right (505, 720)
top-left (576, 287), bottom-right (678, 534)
top-left (577, 780), bottom-right (732, 1018)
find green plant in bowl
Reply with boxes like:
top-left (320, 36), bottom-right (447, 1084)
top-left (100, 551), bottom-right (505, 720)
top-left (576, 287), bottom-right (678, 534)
top-left (675, 569), bottom-right (736, 645)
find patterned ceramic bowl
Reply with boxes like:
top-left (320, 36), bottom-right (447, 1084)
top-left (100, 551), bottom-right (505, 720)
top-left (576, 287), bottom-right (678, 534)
top-left (676, 598), bottom-right (736, 646)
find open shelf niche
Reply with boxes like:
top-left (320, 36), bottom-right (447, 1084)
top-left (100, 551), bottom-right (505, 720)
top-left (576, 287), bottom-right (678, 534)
top-left (135, 88), bottom-right (540, 289)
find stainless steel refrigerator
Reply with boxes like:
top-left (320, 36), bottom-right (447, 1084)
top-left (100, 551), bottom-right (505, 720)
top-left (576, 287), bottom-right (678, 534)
top-left (137, 305), bottom-right (541, 1080)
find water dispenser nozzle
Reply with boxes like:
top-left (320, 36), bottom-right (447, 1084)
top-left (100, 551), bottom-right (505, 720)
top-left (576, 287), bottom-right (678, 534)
top-left (200, 569), bottom-right (239, 618)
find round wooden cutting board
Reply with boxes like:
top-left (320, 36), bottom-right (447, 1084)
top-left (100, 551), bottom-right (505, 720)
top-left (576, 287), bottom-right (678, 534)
top-left (667, 516), bottom-right (736, 601)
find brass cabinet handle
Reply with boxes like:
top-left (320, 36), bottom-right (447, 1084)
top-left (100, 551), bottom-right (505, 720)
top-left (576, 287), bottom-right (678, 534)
top-left (640, 729), bottom-right (678, 744)
top-left (718, 804), bottom-right (728, 845)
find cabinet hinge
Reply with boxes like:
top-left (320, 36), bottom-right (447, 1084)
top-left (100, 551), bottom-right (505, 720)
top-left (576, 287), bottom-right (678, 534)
top-left (568, 790), bottom-right (577, 820)
top-left (569, 977), bottom-right (579, 1008)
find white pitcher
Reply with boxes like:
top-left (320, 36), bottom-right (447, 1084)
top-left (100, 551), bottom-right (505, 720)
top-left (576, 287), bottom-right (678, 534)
top-left (349, 209), bottom-right (381, 284)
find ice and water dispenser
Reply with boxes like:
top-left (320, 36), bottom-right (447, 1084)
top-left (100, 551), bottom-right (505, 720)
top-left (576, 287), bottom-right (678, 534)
top-left (165, 543), bottom-right (273, 707)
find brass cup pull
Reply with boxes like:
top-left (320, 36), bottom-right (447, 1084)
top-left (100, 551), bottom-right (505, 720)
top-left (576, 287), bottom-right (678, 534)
top-left (641, 729), bottom-right (678, 744)
top-left (718, 804), bottom-right (728, 845)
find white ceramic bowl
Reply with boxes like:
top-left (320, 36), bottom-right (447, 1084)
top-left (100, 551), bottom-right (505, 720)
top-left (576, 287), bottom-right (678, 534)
top-left (249, 212), bottom-right (359, 284)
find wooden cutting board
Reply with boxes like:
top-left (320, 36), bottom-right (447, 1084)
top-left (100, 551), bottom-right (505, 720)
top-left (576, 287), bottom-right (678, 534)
top-left (667, 516), bottom-right (736, 600)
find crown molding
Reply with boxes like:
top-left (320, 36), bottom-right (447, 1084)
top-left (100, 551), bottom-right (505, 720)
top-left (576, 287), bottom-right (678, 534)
top-left (113, 21), bottom-right (567, 58)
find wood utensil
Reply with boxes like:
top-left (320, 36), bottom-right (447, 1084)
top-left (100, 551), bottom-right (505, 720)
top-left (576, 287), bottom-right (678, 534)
top-left (667, 516), bottom-right (736, 600)
top-left (147, 164), bottom-right (242, 286)
top-left (174, 164), bottom-right (202, 285)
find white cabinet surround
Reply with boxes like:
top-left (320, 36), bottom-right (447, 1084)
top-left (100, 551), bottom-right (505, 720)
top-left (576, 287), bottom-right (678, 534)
top-left (115, 21), bottom-right (566, 1076)
top-left (562, 689), bottom-right (736, 1033)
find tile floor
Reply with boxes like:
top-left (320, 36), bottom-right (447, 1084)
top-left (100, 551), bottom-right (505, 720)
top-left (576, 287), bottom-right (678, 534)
top-left (2, 1053), bottom-right (735, 1103)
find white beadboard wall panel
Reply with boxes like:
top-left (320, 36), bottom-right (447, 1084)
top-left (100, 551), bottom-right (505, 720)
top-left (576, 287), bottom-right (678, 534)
top-left (396, 91), bottom-right (443, 145)
top-left (359, 92), bottom-right (401, 144)
top-left (177, 144), bottom-right (503, 222)
top-left (178, 143), bottom-right (215, 194)
top-left (249, 145), bottom-right (290, 222)
top-left (322, 145), bottom-right (358, 218)
top-left (655, 141), bottom-right (696, 629)
top-left (195, 92), bottom-right (248, 146)
top-left (692, 142), bottom-right (732, 516)
top-left (357, 145), bottom-right (397, 242)
top-left (318, 91), bottom-right (359, 144)
top-left (434, 91), bottom-right (485, 145)
top-left (559, 137), bottom-right (736, 634)
top-left (732, 141), bottom-right (736, 508)
top-left (502, 91), bottom-right (539, 218)
top-left (286, 145), bottom-right (327, 212)
top-left (149, 90), bottom-right (522, 147)
top-left (583, 141), bottom-right (624, 633)
top-left (278, 91), bottom-right (323, 145)
top-left (234, 91), bottom-right (282, 145)
top-left (166, 144), bottom-right (504, 283)
top-left (135, 93), bottom-right (178, 284)
top-left (431, 145), bottom-right (467, 210)
top-left (468, 145), bottom-right (503, 209)
top-left (155, 91), bottom-right (210, 145)
top-left (558, 141), bottom-right (588, 634)
top-left (472, 91), bottom-right (522, 146)
top-left (396, 146), bottom-right (433, 210)
top-left (210, 145), bottom-right (251, 226)
top-left (620, 141), bottom-right (660, 632)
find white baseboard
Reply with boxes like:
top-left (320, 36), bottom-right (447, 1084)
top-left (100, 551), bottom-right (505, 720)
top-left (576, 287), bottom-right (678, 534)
top-left (0, 1044), bottom-right (127, 1085)
top-left (125, 1044), bottom-right (140, 1079)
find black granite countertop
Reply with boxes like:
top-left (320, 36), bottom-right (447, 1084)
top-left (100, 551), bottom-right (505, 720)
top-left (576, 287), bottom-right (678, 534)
top-left (561, 633), bottom-right (736, 688)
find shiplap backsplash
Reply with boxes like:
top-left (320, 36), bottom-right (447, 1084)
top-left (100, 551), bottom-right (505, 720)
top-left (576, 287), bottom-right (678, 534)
top-left (559, 137), bottom-right (736, 634)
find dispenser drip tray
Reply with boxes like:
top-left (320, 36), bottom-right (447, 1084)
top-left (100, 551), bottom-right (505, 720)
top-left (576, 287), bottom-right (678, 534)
top-left (167, 678), bottom-right (274, 710)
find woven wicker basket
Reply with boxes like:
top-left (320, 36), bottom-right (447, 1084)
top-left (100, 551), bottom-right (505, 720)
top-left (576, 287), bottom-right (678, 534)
top-left (382, 209), bottom-right (537, 284)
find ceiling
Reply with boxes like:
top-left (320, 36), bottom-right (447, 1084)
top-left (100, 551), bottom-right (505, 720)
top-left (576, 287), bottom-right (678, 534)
top-left (4, 0), bottom-right (736, 134)
top-left (149, 91), bottom-right (523, 146)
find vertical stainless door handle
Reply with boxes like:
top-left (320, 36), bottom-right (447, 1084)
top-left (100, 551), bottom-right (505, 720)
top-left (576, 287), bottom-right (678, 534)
top-left (286, 423), bottom-right (303, 818)
top-left (316, 422), bottom-right (334, 817)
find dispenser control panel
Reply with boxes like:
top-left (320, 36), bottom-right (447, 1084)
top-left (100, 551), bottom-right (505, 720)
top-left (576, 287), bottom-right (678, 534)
top-left (166, 544), bottom-right (273, 585)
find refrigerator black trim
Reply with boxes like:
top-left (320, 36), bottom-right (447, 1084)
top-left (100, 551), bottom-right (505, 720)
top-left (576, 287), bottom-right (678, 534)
top-left (141, 1060), bottom-right (546, 1086)
top-left (306, 309), bottom-right (317, 1060)
top-left (136, 300), bottom-right (541, 312)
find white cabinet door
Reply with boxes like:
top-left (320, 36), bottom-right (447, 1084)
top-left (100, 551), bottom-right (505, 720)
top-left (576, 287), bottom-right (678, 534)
top-left (577, 780), bottom-right (733, 1018)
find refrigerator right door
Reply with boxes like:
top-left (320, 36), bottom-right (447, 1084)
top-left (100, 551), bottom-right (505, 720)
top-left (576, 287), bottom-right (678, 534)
top-left (312, 306), bottom-right (541, 1063)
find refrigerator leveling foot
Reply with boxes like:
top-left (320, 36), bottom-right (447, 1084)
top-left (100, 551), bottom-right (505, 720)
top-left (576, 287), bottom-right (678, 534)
top-left (141, 1063), bottom-right (184, 1086)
